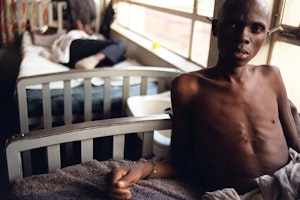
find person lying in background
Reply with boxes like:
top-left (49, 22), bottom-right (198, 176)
top-left (32, 0), bottom-right (125, 70)
top-left (32, 28), bottom-right (126, 70)
top-left (50, 29), bottom-right (126, 69)
top-left (106, 0), bottom-right (300, 199)
top-left (53, 0), bottom-right (125, 69)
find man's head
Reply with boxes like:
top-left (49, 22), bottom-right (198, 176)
top-left (213, 0), bottom-right (271, 67)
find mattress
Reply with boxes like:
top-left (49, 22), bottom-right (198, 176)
top-left (26, 81), bottom-right (159, 118)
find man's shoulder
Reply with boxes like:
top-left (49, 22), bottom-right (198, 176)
top-left (171, 69), bottom-right (208, 95)
top-left (252, 64), bottom-right (281, 77)
top-left (172, 70), bottom-right (201, 86)
top-left (252, 64), bottom-right (278, 71)
top-left (176, 69), bottom-right (207, 79)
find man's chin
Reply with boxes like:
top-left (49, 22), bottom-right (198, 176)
top-left (225, 57), bottom-right (252, 67)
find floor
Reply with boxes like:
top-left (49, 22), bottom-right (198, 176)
top-left (0, 44), bottom-right (21, 198)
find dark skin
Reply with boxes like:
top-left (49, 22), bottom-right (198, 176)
top-left (106, 0), bottom-right (300, 199)
top-left (74, 20), bottom-right (94, 35)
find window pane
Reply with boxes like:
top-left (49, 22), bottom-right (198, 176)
top-left (116, 2), bottom-right (130, 27)
top-left (191, 21), bottom-right (212, 66)
top-left (132, 0), bottom-right (194, 13)
top-left (197, 0), bottom-right (215, 17)
top-left (282, 0), bottom-right (300, 27)
top-left (130, 5), bottom-right (192, 57)
top-left (270, 42), bottom-right (300, 110)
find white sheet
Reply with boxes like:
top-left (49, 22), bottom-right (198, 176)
top-left (19, 31), bottom-right (143, 89)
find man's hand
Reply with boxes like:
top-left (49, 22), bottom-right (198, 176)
top-left (106, 163), bottom-right (145, 200)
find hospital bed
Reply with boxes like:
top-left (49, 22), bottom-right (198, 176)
top-left (6, 114), bottom-right (198, 199)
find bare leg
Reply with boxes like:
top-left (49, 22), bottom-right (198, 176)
top-left (75, 52), bottom-right (106, 69)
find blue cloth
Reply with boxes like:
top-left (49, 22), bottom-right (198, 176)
top-left (26, 82), bottom-right (159, 119)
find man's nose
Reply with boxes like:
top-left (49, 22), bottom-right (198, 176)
top-left (237, 27), bottom-right (250, 44)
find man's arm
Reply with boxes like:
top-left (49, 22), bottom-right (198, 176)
top-left (106, 74), bottom-right (196, 199)
top-left (273, 67), bottom-right (300, 152)
top-left (106, 160), bottom-right (176, 199)
top-left (74, 20), bottom-right (84, 30)
top-left (170, 74), bottom-right (196, 173)
top-left (68, 0), bottom-right (95, 35)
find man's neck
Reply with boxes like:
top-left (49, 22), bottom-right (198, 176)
top-left (214, 59), bottom-right (251, 83)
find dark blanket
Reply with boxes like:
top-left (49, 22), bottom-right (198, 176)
top-left (26, 82), bottom-right (159, 118)
top-left (11, 160), bottom-right (198, 200)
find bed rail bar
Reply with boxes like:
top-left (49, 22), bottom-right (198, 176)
top-left (6, 114), bottom-right (172, 182)
top-left (17, 67), bottom-right (181, 133)
top-left (16, 0), bottom-right (67, 35)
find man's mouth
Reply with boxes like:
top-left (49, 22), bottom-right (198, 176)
top-left (233, 48), bottom-right (249, 59)
top-left (238, 48), bottom-right (249, 54)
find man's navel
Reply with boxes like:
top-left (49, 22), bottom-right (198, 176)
top-left (209, 128), bottom-right (215, 133)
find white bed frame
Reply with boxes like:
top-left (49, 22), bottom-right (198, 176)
top-left (15, 0), bottom-right (181, 133)
top-left (16, 66), bottom-right (180, 177)
top-left (16, 0), bottom-right (67, 35)
top-left (18, 67), bottom-right (181, 133)
top-left (6, 114), bottom-right (172, 182)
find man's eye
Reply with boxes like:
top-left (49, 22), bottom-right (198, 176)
top-left (251, 25), bottom-right (265, 33)
top-left (226, 22), bottom-right (236, 28)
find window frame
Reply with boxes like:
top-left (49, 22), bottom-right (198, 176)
top-left (113, 0), bottom-right (300, 68)
top-left (268, 0), bottom-right (300, 63)
top-left (114, 0), bottom-right (215, 67)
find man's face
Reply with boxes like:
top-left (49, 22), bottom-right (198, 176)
top-left (216, 0), bottom-right (270, 67)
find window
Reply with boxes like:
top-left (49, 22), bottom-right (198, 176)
top-left (114, 1), bottom-right (300, 110)
top-left (131, 0), bottom-right (194, 13)
top-left (281, 0), bottom-right (300, 27)
top-left (197, 0), bottom-right (215, 17)
top-left (129, 5), bottom-right (193, 57)
top-left (268, 0), bottom-right (300, 109)
top-left (115, 0), bottom-right (215, 67)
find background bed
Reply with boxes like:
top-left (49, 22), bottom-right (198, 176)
top-left (15, 0), bottom-right (182, 133)
top-left (18, 67), bottom-right (181, 132)
top-left (17, 0), bottom-right (137, 81)
top-left (14, 0), bottom-right (182, 178)
top-left (17, 66), bottom-right (181, 178)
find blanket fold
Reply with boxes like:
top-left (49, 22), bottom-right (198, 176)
top-left (11, 160), bottom-right (197, 200)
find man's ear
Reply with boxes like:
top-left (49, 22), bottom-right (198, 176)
top-left (212, 19), bottom-right (218, 36)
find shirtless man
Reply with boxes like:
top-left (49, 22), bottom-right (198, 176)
top-left (106, 0), bottom-right (300, 199)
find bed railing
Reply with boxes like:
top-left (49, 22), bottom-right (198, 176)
top-left (16, 67), bottom-right (180, 177)
top-left (17, 67), bottom-right (181, 133)
top-left (6, 114), bottom-right (172, 182)
top-left (16, 0), bottom-right (68, 35)
top-left (16, 0), bottom-right (105, 35)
